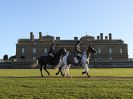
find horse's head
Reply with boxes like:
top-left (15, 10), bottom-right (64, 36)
top-left (60, 48), bottom-right (67, 56)
top-left (87, 46), bottom-right (97, 55)
top-left (55, 48), bottom-right (66, 57)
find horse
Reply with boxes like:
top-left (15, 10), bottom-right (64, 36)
top-left (9, 55), bottom-right (16, 62)
top-left (56, 46), bottom-right (97, 77)
top-left (32, 48), bottom-right (66, 77)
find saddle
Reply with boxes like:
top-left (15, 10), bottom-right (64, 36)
top-left (74, 54), bottom-right (82, 66)
top-left (70, 51), bottom-right (82, 66)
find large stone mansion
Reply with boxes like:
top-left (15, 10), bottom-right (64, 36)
top-left (16, 32), bottom-right (128, 63)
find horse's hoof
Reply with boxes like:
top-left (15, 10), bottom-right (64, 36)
top-left (41, 75), bottom-right (44, 77)
top-left (48, 73), bottom-right (50, 76)
top-left (87, 75), bottom-right (91, 78)
top-left (68, 76), bottom-right (72, 78)
top-left (82, 72), bottom-right (86, 74)
top-left (55, 73), bottom-right (58, 75)
top-left (61, 73), bottom-right (64, 77)
top-left (61, 75), bottom-right (64, 77)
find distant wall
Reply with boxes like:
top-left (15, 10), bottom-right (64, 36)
top-left (0, 61), bottom-right (133, 68)
top-left (0, 62), bottom-right (39, 69)
top-left (89, 62), bottom-right (133, 68)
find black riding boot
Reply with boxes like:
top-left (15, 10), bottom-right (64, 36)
top-left (77, 56), bottom-right (81, 66)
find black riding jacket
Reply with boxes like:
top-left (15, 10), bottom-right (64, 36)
top-left (74, 44), bottom-right (82, 54)
top-left (48, 46), bottom-right (55, 55)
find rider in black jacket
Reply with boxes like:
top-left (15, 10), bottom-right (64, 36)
top-left (74, 40), bottom-right (82, 65)
top-left (48, 43), bottom-right (55, 57)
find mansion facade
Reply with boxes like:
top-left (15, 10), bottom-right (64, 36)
top-left (16, 32), bottom-right (128, 62)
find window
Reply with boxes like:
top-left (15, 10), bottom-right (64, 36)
top-left (44, 48), bottom-right (48, 53)
top-left (98, 57), bottom-right (101, 60)
top-left (32, 48), bottom-right (36, 54)
top-left (21, 48), bottom-right (24, 54)
top-left (109, 57), bottom-right (112, 60)
top-left (33, 57), bottom-right (36, 61)
top-left (109, 48), bottom-right (112, 54)
top-left (120, 48), bottom-right (123, 54)
top-left (98, 48), bottom-right (101, 54)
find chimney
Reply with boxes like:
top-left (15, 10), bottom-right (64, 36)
top-left (105, 36), bottom-right (108, 40)
top-left (74, 37), bottom-right (78, 41)
top-left (39, 32), bottom-right (42, 41)
top-left (97, 36), bottom-right (100, 40)
top-left (30, 32), bottom-right (34, 41)
top-left (109, 33), bottom-right (112, 40)
top-left (56, 37), bottom-right (60, 40)
top-left (100, 33), bottom-right (103, 40)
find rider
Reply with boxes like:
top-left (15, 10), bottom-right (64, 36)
top-left (48, 43), bottom-right (55, 57)
top-left (74, 40), bottom-right (82, 65)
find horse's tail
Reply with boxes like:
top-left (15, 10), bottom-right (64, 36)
top-left (32, 60), bottom-right (38, 67)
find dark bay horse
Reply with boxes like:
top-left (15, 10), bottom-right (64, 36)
top-left (33, 48), bottom-right (66, 77)
top-left (56, 46), bottom-right (97, 77)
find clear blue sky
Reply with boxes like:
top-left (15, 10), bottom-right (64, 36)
top-left (0, 0), bottom-right (133, 58)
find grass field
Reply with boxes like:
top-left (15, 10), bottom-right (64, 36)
top-left (0, 68), bottom-right (133, 99)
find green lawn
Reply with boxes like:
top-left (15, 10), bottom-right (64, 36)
top-left (0, 68), bottom-right (133, 77)
top-left (0, 68), bottom-right (133, 99)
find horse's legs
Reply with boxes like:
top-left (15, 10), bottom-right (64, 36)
top-left (43, 65), bottom-right (50, 76)
top-left (40, 65), bottom-right (43, 77)
top-left (55, 67), bottom-right (64, 77)
top-left (62, 64), bottom-right (71, 78)
top-left (54, 60), bottom-right (62, 70)
top-left (56, 67), bottom-right (64, 76)
top-left (87, 72), bottom-right (91, 78)
top-left (62, 65), bottom-right (67, 77)
top-left (82, 64), bottom-right (86, 74)
top-left (66, 64), bottom-right (71, 78)
top-left (82, 64), bottom-right (90, 78)
top-left (86, 66), bottom-right (91, 78)
top-left (60, 68), bottom-right (64, 77)
top-left (55, 69), bottom-right (61, 75)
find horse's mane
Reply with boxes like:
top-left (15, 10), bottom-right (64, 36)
top-left (54, 48), bottom-right (66, 57)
